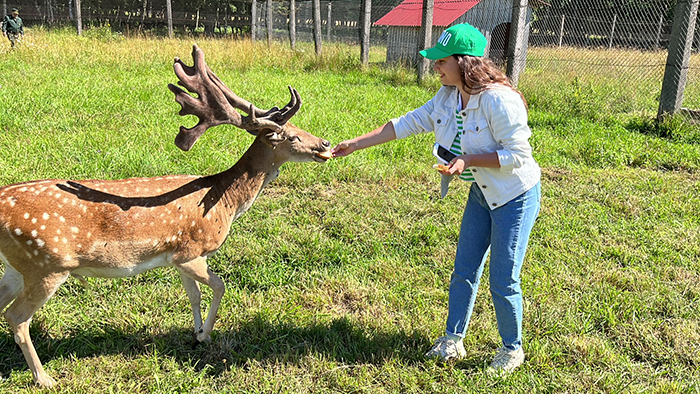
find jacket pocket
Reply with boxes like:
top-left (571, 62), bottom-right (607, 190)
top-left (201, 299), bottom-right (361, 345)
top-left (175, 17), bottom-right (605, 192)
top-left (431, 110), bottom-right (453, 143)
top-left (463, 118), bottom-right (494, 151)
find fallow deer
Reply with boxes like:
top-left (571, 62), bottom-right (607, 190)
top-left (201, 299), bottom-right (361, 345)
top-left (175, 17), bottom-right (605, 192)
top-left (0, 44), bottom-right (332, 388)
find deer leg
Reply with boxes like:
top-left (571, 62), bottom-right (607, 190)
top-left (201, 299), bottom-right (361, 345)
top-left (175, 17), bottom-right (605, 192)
top-left (0, 265), bottom-right (24, 312)
top-left (4, 271), bottom-right (70, 388)
top-left (176, 257), bottom-right (225, 343)
top-left (177, 271), bottom-right (203, 333)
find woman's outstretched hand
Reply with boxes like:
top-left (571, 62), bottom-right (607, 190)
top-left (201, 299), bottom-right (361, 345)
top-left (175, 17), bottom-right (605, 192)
top-left (331, 140), bottom-right (358, 157)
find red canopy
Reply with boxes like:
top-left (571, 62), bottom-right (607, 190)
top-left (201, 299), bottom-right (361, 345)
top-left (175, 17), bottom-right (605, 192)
top-left (374, 0), bottom-right (481, 27)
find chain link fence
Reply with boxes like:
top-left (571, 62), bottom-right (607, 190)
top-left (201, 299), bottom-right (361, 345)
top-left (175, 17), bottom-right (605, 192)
top-left (5, 0), bottom-right (699, 121)
top-left (248, 0), bottom-right (698, 121)
top-left (526, 1), bottom-right (699, 121)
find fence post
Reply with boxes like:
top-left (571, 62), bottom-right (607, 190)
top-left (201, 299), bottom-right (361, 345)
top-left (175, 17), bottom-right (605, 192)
top-left (266, 0), bottom-right (273, 46)
top-left (289, 0), bottom-right (296, 49)
top-left (608, 14), bottom-right (616, 49)
top-left (251, 0), bottom-right (257, 41)
top-left (360, 0), bottom-right (372, 66)
top-left (655, 13), bottom-right (664, 50)
top-left (658, 0), bottom-right (699, 119)
top-left (166, 0), bottom-right (173, 38)
top-left (558, 14), bottom-right (565, 47)
top-left (75, 0), bottom-right (82, 35)
top-left (327, 2), bottom-right (332, 42)
top-left (312, 0), bottom-right (322, 55)
top-left (506, 0), bottom-right (529, 87)
top-left (417, 0), bottom-right (434, 83)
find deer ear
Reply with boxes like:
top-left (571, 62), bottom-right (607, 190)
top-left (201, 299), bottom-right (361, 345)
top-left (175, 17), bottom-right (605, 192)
top-left (264, 131), bottom-right (286, 147)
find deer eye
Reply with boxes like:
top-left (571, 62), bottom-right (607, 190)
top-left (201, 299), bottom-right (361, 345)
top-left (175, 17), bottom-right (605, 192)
top-left (288, 135), bottom-right (300, 142)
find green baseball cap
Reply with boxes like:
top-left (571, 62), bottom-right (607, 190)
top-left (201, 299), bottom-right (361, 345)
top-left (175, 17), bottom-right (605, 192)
top-left (420, 23), bottom-right (487, 59)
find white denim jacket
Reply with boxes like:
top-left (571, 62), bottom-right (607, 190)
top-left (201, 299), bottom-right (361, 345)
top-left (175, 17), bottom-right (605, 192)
top-left (391, 84), bottom-right (541, 209)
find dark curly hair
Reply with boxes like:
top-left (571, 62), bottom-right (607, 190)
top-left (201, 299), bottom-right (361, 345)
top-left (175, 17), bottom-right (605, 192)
top-left (454, 55), bottom-right (527, 107)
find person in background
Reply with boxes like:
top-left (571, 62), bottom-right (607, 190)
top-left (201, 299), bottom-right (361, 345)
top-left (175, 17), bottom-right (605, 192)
top-left (331, 23), bottom-right (541, 372)
top-left (2, 8), bottom-right (24, 48)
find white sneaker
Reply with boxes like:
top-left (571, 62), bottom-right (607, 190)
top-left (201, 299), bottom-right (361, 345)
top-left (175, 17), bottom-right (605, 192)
top-left (488, 346), bottom-right (525, 373)
top-left (425, 335), bottom-right (466, 361)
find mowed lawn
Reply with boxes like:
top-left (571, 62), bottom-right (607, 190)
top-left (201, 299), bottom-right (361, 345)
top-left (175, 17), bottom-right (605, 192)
top-left (0, 28), bottom-right (698, 393)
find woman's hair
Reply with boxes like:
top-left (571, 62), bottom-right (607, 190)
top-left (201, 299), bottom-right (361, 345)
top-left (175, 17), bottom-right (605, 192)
top-left (454, 55), bottom-right (527, 106)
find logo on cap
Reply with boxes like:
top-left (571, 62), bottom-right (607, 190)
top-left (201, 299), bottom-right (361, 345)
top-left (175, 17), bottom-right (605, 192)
top-left (437, 31), bottom-right (452, 47)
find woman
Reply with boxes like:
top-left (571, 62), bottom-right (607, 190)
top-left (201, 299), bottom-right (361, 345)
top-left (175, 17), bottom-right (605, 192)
top-left (331, 23), bottom-right (541, 372)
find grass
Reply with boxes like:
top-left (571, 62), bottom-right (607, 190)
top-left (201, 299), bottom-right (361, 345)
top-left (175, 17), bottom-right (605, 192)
top-left (0, 28), bottom-right (699, 393)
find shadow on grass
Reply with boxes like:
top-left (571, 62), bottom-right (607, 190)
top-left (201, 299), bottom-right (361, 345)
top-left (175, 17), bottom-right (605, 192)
top-left (0, 314), bottom-right (441, 381)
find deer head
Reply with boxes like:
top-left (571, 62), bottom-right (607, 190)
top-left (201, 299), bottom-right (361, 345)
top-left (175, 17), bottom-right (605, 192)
top-left (168, 44), bottom-right (332, 163)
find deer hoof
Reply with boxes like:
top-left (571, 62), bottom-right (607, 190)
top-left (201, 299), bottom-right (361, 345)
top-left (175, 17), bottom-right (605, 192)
top-left (35, 373), bottom-right (57, 388)
top-left (192, 329), bottom-right (212, 348)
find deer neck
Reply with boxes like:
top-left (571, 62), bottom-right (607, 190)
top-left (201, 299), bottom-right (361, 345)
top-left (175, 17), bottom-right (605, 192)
top-left (210, 141), bottom-right (280, 220)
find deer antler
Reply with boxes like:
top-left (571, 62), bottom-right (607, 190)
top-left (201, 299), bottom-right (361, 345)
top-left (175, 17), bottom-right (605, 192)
top-left (168, 44), bottom-right (302, 151)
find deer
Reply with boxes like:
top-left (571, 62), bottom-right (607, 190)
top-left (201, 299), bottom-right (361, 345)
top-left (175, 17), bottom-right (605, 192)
top-left (0, 44), bottom-right (332, 388)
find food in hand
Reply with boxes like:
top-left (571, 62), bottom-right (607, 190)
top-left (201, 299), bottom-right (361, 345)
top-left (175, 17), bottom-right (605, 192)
top-left (432, 164), bottom-right (450, 171)
top-left (316, 151), bottom-right (333, 160)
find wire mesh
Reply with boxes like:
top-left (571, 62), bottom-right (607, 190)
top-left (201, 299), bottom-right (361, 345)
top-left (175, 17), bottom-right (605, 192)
top-left (5, 0), bottom-right (700, 120)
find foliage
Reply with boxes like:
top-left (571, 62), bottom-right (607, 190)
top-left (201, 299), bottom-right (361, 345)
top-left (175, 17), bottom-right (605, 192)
top-left (0, 31), bottom-right (699, 393)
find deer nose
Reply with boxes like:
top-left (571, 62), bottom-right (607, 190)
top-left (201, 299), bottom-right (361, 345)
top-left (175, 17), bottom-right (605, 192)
top-left (321, 140), bottom-right (330, 148)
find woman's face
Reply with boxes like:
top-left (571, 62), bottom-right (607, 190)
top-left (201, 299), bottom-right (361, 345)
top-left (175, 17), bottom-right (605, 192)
top-left (433, 56), bottom-right (461, 87)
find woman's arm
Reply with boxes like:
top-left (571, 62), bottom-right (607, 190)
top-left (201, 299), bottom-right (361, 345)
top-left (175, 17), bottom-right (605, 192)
top-left (331, 122), bottom-right (397, 157)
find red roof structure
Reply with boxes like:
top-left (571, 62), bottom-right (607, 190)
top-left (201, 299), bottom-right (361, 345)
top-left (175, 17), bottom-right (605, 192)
top-left (374, 0), bottom-right (482, 27)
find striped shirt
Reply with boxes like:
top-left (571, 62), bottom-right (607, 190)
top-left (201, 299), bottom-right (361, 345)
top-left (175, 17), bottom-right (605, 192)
top-left (451, 109), bottom-right (475, 182)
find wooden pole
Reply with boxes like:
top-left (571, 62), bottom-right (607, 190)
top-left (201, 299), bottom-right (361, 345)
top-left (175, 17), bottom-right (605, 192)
top-left (166, 0), bottom-right (173, 38)
top-left (312, 0), bottom-right (322, 55)
top-left (608, 14), bottom-right (616, 49)
top-left (251, 0), bottom-right (257, 41)
top-left (506, 0), bottom-right (529, 87)
top-left (327, 1), bottom-right (332, 42)
top-left (289, 0), bottom-right (296, 49)
top-left (75, 0), bottom-right (82, 35)
top-left (360, 0), bottom-right (372, 66)
top-left (658, 0), bottom-right (699, 119)
top-left (558, 14), bottom-right (565, 47)
top-left (266, 0), bottom-right (273, 46)
top-left (655, 13), bottom-right (664, 50)
top-left (417, 0), bottom-right (434, 82)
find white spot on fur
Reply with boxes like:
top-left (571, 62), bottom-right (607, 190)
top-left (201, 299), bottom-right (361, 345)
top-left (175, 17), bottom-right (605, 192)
top-left (23, 213), bottom-right (30, 219)
top-left (31, 230), bottom-right (37, 238)
top-left (36, 239), bottom-right (45, 247)
top-left (14, 228), bottom-right (22, 236)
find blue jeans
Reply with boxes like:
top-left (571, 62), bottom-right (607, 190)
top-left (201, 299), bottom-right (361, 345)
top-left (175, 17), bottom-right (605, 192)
top-left (445, 182), bottom-right (541, 351)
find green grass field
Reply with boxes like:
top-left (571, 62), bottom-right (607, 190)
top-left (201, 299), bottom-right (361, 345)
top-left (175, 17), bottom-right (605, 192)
top-left (0, 28), bottom-right (698, 393)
